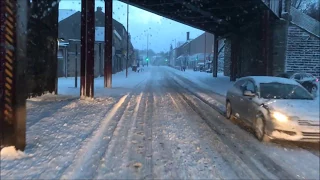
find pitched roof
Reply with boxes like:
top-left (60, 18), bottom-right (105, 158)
top-left (59, 9), bottom-right (77, 22)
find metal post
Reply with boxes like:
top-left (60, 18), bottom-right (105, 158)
top-left (80, 0), bottom-right (87, 97)
top-left (99, 43), bottom-right (102, 76)
top-left (75, 43), bottom-right (78, 88)
top-left (54, 5), bottom-right (59, 95)
top-left (104, 0), bottom-right (113, 88)
top-left (0, 0), bottom-right (28, 150)
top-left (65, 47), bottom-right (68, 78)
top-left (126, 3), bottom-right (129, 78)
top-left (204, 32), bottom-right (206, 65)
top-left (146, 33), bottom-right (149, 67)
top-left (85, 0), bottom-right (95, 98)
top-left (213, 36), bottom-right (219, 77)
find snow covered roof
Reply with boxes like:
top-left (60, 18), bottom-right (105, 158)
top-left (59, 9), bottom-right (77, 22)
top-left (242, 76), bottom-right (301, 85)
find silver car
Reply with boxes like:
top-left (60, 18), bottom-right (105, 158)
top-left (226, 76), bottom-right (320, 142)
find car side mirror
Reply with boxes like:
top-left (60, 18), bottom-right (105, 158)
top-left (243, 90), bottom-right (256, 97)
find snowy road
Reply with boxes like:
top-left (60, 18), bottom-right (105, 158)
top-left (1, 66), bottom-right (319, 179)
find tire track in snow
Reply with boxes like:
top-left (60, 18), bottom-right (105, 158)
top-left (94, 92), bottom-right (143, 179)
top-left (172, 79), bottom-right (294, 179)
top-left (121, 78), bottom-right (154, 179)
top-left (60, 94), bottom-right (131, 179)
top-left (150, 77), bottom-right (181, 179)
top-left (142, 85), bottom-right (154, 179)
top-left (167, 92), bottom-right (240, 179)
top-left (169, 67), bottom-right (319, 158)
top-left (160, 71), bottom-right (243, 179)
top-left (60, 77), bottom-right (149, 179)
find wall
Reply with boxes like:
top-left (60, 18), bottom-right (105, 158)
top-left (286, 25), bottom-right (320, 77)
top-left (189, 33), bottom-right (214, 55)
top-left (271, 19), bottom-right (289, 75)
top-left (217, 41), bottom-right (225, 73)
top-left (223, 19), bottom-right (271, 79)
top-left (223, 39), bottom-right (231, 76)
top-left (284, 7), bottom-right (320, 78)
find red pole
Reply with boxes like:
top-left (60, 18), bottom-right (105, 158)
top-left (85, 0), bottom-right (95, 98)
top-left (80, 0), bottom-right (87, 98)
top-left (104, 0), bottom-right (113, 88)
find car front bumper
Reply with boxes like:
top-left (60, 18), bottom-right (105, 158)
top-left (266, 119), bottom-right (320, 142)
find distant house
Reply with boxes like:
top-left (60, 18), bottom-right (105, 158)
top-left (59, 9), bottom-right (77, 22)
top-left (170, 32), bottom-right (225, 73)
top-left (58, 7), bottom-right (134, 77)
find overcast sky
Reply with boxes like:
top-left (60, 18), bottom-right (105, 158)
top-left (59, 0), bottom-right (204, 53)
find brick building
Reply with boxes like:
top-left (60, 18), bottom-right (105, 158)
top-left (285, 7), bottom-right (320, 78)
top-left (57, 7), bottom-right (134, 77)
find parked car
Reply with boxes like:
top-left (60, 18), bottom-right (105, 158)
top-left (193, 62), bottom-right (205, 72)
top-left (276, 72), bottom-right (318, 95)
top-left (226, 76), bottom-right (319, 142)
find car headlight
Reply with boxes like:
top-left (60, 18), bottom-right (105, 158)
top-left (272, 112), bottom-right (288, 122)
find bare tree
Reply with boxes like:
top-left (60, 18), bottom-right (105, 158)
top-left (291, 0), bottom-right (304, 9)
top-left (304, 2), bottom-right (320, 21)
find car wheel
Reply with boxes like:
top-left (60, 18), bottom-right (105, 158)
top-left (226, 101), bottom-right (232, 119)
top-left (254, 116), bottom-right (270, 142)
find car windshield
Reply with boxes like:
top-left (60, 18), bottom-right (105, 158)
top-left (260, 83), bottom-right (313, 100)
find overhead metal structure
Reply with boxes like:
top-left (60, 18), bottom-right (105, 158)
top-left (119, 0), bottom-right (281, 36)
top-left (119, 0), bottom-right (282, 81)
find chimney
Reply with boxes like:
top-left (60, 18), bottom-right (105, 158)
top-left (186, 32), bottom-right (190, 41)
top-left (97, 7), bottom-right (103, 12)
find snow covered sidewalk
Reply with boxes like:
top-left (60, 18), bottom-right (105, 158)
top-left (58, 68), bottom-right (151, 98)
top-left (1, 68), bottom-right (152, 179)
top-left (165, 67), bottom-right (233, 96)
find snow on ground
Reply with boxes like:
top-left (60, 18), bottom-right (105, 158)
top-left (1, 68), bottom-right (152, 179)
top-left (0, 146), bottom-right (29, 160)
top-left (163, 66), bottom-right (319, 178)
top-left (58, 68), bottom-right (151, 98)
top-left (1, 66), bottom-right (319, 179)
top-left (166, 67), bottom-right (232, 96)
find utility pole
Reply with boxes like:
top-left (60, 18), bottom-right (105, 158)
top-left (146, 33), bottom-right (149, 67)
top-left (75, 43), bottom-right (78, 87)
top-left (104, 0), bottom-right (113, 88)
top-left (204, 32), bottom-right (207, 64)
top-left (126, 2), bottom-right (129, 78)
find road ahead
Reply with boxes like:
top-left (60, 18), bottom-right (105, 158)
top-left (1, 66), bottom-right (319, 179)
